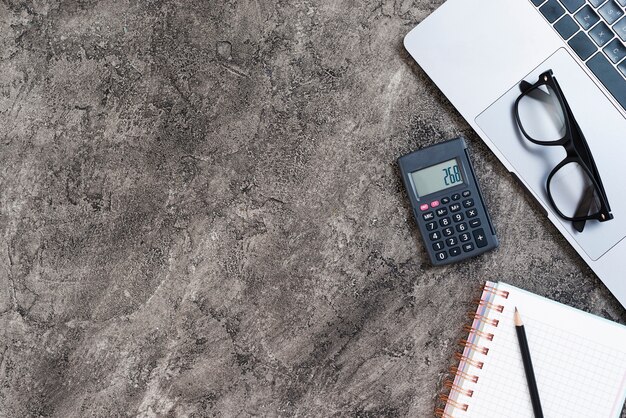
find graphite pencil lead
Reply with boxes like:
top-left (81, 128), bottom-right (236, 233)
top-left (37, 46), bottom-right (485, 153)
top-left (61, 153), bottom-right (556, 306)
top-left (514, 307), bottom-right (524, 326)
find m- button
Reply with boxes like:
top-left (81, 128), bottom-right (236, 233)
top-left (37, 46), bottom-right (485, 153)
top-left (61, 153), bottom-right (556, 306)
top-left (473, 228), bottom-right (488, 248)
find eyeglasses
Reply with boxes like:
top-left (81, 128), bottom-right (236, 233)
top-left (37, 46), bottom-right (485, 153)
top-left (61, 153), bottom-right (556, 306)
top-left (513, 70), bottom-right (613, 233)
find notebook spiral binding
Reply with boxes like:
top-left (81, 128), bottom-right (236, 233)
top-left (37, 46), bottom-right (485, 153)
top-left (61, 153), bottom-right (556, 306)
top-left (434, 283), bottom-right (509, 417)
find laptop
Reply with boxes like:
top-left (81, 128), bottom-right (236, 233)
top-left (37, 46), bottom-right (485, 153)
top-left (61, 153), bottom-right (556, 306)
top-left (404, 0), bottom-right (626, 307)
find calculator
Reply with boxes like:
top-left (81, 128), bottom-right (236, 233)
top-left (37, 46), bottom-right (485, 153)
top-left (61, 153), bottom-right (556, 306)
top-left (398, 137), bottom-right (498, 265)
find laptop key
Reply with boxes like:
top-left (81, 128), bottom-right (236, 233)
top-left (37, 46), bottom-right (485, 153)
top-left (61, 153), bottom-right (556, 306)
top-left (589, 21), bottom-right (614, 46)
top-left (587, 52), bottom-right (626, 110)
top-left (616, 0), bottom-right (626, 6)
top-left (598, 0), bottom-right (624, 25)
top-left (614, 17), bottom-right (626, 42)
top-left (540, 0), bottom-right (566, 23)
top-left (618, 60), bottom-right (626, 77)
top-left (589, 0), bottom-right (607, 6)
top-left (568, 31), bottom-right (599, 60)
top-left (603, 38), bottom-right (626, 63)
top-left (574, 5), bottom-right (600, 29)
top-left (554, 15), bottom-right (580, 39)
top-left (558, 0), bottom-right (585, 13)
top-left (532, 0), bottom-right (546, 5)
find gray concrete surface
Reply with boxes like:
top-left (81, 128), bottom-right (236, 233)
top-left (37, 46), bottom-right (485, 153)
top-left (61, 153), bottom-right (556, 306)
top-left (1, 1), bottom-right (625, 417)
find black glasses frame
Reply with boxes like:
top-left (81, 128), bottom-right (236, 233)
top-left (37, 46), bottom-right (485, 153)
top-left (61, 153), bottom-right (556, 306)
top-left (513, 69), bottom-right (613, 228)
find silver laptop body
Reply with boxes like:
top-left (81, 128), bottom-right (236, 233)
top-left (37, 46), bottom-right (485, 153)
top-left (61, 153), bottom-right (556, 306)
top-left (405, 0), bottom-right (626, 307)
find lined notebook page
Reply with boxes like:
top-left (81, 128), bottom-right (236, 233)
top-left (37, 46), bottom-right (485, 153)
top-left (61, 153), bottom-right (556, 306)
top-left (445, 281), bottom-right (626, 417)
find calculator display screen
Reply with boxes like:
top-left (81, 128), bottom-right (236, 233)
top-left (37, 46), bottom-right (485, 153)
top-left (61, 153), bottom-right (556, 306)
top-left (410, 158), bottom-right (464, 197)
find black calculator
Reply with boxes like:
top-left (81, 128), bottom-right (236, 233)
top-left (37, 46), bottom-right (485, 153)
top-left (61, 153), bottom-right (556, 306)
top-left (398, 137), bottom-right (498, 265)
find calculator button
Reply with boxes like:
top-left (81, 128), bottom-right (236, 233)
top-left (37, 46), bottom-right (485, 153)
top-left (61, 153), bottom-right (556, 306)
top-left (436, 208), bottom-right (449, 217)
top-left (469, 218), bottom-right (481, 228)
top-left (473, 228), bottom-right (488, 248)
top-left (459, 232), bottom-right (471, 242)
top-left (443, 227), bottom-right (454, 237)
top-left (463, 198), bottom-right (475, 208)
top-left (419, 203), bottom-right (429, 211)
top-left (439, 217), bottom-right (451, 227)
top-left (456, 222), bottom-right (468, 232)
top-left (453, 213), bottom-right (464, 223)
top-left (446, 237), bottom-right (458, 247)
top-left (462, 243), bottom-right (475, 253)
top-left (430, 200), bottom-right (440, 208)
top-left (423, 211), bottom-right (434, 221)
top-left (466, 209), bottom-right (478, 218)
top-left (436, 251), bottom-right (448, 261)
top-left (433, 241), bottom-right (445, 251)
top-left (450, 203), bottom-right (462, 212)
top-left (441, 197), bottom-right (451, 204)
top-left (449, 247), bottom-right (461, 257)
top-left (462, 190), bottom-right (471, 197)
top-left (426, 221), bottom-right (437, 231)
top-left (452, 193), bottom-right (461, 200)
top-left (429, 231), bottom-right (441, 241)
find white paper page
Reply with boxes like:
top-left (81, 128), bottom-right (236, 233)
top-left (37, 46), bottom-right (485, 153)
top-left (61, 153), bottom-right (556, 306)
top-left (447, 282), bottom-right (626, 418)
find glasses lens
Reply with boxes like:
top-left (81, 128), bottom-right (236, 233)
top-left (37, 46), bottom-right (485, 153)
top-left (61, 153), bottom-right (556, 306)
top-left (549, 162), bottom-right (601, 219)
top-left (517, 84), bottom-right (566, 142)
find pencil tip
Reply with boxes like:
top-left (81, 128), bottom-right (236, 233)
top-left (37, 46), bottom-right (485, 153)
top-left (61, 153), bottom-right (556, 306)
top-left (514, 307), bottom-right (523, 326)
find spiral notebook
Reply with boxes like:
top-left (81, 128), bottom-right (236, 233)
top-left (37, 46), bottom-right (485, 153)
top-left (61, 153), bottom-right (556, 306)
top-left (437, 281), bottom-right (626, 418)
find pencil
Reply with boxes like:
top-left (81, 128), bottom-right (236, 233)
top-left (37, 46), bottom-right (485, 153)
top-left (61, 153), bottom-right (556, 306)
top-left (515, 307), bottom-right (544, 418)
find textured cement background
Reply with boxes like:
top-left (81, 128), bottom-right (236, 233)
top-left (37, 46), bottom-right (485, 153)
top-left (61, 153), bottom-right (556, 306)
top-left (1, 0), bottom-right (625, 417)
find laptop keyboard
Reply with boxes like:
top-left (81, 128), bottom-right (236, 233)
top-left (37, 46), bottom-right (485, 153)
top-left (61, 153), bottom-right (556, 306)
top-left (532, 0), bottom-right (626, 111)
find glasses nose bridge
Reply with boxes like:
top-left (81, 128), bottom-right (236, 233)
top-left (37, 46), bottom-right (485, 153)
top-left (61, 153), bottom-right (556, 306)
top-left (563, 140), bottom-right (576, 157)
